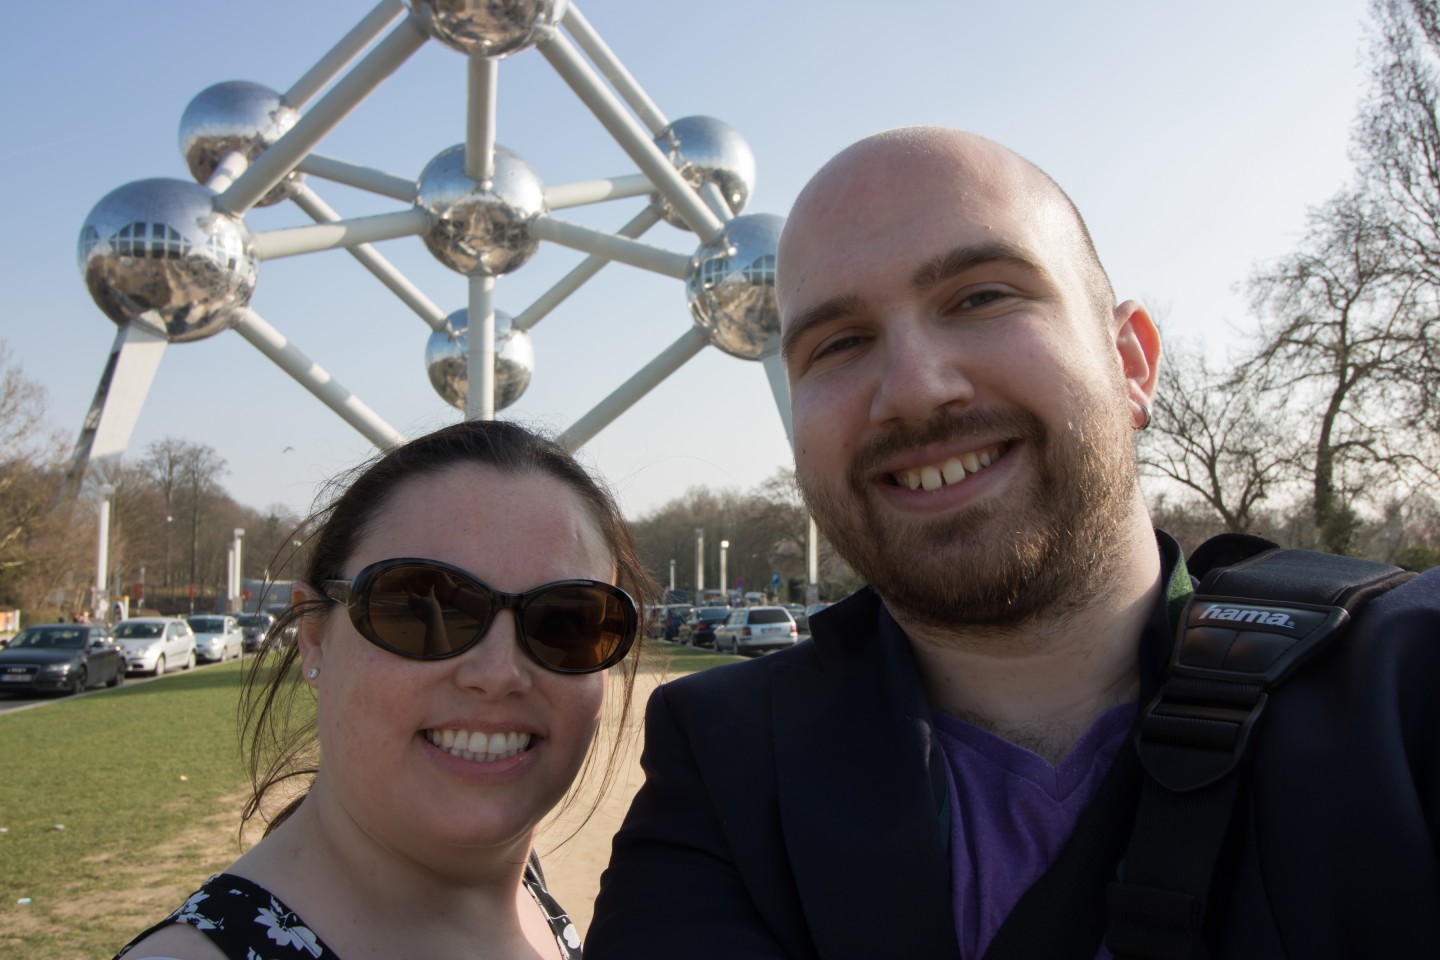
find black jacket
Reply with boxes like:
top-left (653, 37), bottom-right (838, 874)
top-left (587, 549), bottom-right (1440, 959)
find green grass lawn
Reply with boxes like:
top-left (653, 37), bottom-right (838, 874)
top-left (0, 661), bottom-right (261, 958)
top-left (0, 643), bottom-right (743, 958)
top-left (639, 640), bottom-right (746, 675)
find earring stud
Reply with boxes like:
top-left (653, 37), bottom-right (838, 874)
top-left (1136, 403), bottom-right (1152, 432)
top-left (307, 667), bottom-right (319, 679)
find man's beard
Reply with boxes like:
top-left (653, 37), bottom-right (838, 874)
top-left (798, 403), bottom-right (1138, 634)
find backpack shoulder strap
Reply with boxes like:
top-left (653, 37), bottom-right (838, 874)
top-left (1106, 535), bottom-right (1414, 960)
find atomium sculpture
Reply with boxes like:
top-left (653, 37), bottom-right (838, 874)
top-left (66, 0), bottom-right (791, 504)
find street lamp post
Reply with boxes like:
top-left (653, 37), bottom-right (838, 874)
top-left (719, 540), bottom-right (729, 599)
top-left (94, 484), bottom-right (115, 622)
top-left (668, 558), bottom-right (676, 593)
top-left (694, 528), bottom-right (704, 601)
top-left (231, 528), bottom-right (245, 612)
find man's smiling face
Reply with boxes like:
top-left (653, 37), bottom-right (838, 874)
top-left (777, 129), bottom-right (1146, 631)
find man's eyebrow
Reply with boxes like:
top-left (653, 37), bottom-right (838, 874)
top-left (780, 292), bottom-right (865, 364)
top-left (910, 241), bottom-right (1049, 293)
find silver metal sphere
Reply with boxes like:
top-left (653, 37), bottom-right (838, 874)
top-left (179, 81), bottom-right (302, 207)
top-left (404, 0), bottom-right (568, 58)
top-left (652, 116), bottom-right (756, 229)
top-left (686, 213), bottom-right (784, 361)
top-left (425, 308), bottom-right (535, 411)
top-left (417, 144), bottom-right (546, 277)
top-left (78, 178), bottom-right (257, 343)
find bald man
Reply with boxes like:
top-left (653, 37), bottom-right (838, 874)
top-left (586, 129), bottom-right (1440, 960)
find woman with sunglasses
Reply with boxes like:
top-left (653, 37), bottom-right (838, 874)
top-left (116, 419), bottom-right (653, 960)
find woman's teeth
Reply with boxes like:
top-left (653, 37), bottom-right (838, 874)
top-left (894, 442), bottom-right (1006, 492)
top-left (425, 728), bottom-right (532, 762)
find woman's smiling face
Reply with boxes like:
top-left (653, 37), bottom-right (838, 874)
top-left (299, 462), bottom-right (614, 861)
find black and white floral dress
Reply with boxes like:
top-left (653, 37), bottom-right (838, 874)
top-left (114, 854), bottom-right (583, 959)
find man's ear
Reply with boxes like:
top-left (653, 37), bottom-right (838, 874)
top-left (293, 582), bottom-right (326, 688)
top-left (1113, 299), bottom-right (1161, 416)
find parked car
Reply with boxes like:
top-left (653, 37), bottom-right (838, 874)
top-left (685, 606), bottom-right (732, 648)
top-left (660, 605), bottom-right (693, 641)
top-left (236, 612), bottom-right (275, 653)
top-left (188, 614), bottom-right (243, 662)
top-left (0, 623), bottom-right (124, 695)
top-left (115, 617), bottom-right (196, 676)
top-left (714, 606), bottom-right (799, 656)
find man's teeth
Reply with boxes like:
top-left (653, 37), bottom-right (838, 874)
top-left (425, 728), bottom-right (532, 762)
top-left (895, 443), bottom-right (1006, 492)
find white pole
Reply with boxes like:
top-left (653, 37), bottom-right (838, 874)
top-left (205, 151), bottom-right (250, 194)
top-left (233, 528), bottom-right (245, 612)
top-left (537, 33), bottom-right (725, 242)
top-left (466, 275), bottom-right (496, 420)
top-left (695, 528), bottom-right (705, 598)
top-left (808, 516), bottom-right (819, 603)
top-left (544, 173), bottom-right (653, 209)
top-left (529, 215), bottom-right (690, 278)
top-left (285, 0), bottom-right (406, 107)
top-left (295, 153), bottom-right (415, 201)
top-left (513, 205), bottom-right (661, 331)
top-left (230, 307), bottom-right (405, 449)
top-left (95, 485), bottom-right (114, 622)
top-left (561, 5), bottom-right (669, 133)
top-left (219, 15), bottom-right (428, 215)
top-left (227, 545), bottom-right (236, 613)
top-left (557, 326), bottom-right (708, 450)
top-left (720, 539), bottom-right (729, 594)
top-left (669, 559), bottom-right (676, 592)
top-left (251, 207), bottom-right (429, 260)
top-left (466, 56), bottom-right (499, 182)
top-left (761, 334), bottom-right (794, 447)
top-left (290, 184), bottom-right (452, 333)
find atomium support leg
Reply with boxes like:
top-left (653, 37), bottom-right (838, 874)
top-left (57, 322), bottom-right (170, 504)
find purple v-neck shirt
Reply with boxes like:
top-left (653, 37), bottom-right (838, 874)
top-left (934, 702), bottom-right (1137, 960)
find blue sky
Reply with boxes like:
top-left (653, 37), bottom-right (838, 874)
top-left (2, 0), bottom-right (1372, 519)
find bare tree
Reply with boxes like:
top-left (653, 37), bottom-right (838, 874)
top-left (1246, 190), bottom-right (1439, 554)
top-left (140, 438), bottom-right (189, 589)
top-left (0, 341), bottom-right (89, 615)
top-left (1140, 339), bottom-right (1300, 534)
top-left (175, 442), bottom-right (227, 590)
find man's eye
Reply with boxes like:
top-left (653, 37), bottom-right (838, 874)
top-left (955, 289), bottom-right (1007, 310)
top-left (814, 335), bottom-right (863, 359)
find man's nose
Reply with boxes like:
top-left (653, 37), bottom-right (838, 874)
top-left (869, 321), bottom-right (975, 424)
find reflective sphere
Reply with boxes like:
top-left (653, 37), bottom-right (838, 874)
top-left (179, 81), bottom-right (302, 207)
top-left (686, 213), bottom-right (784, 361)
top-left (404, 0), bottom-right (568, 57)
top-left (652, 116), bottom-right (756, 229)
top-left (425, 308), bottom-right (535, 411)
top-left (417, 144), bottom-right (546, 276)
top-left (78, 178), bottom-right (257, 343)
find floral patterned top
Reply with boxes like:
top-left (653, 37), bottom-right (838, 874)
top-left (114, 854), bottom-right (583, 959)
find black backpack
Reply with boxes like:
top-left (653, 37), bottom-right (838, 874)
top-left (982, 534), bottom-right (1415, 960)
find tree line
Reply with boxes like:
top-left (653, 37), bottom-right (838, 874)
top-left (0, 342), bottom-right (309, 620)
